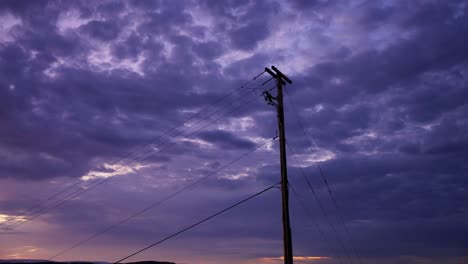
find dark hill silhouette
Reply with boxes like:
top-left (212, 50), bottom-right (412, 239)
top-left (127, 261), bottom-right (175, 264)
top-left (0, 261), bottom-right (175, 264)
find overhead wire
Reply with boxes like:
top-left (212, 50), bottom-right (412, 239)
top-left (284, 92), bottom-right (364, 264)
top-left (1, 68), bottom-right (364, 263)
top-left (114, 182), bottom-right (279, 264)
top-left (286, 142), bottom-right (356, 264)
top-left (240, 70), bottom-right (266, 88)
top-left (288, 182), bottom-right (344, 264)
top-left (49, 139), bottom-right (273, 260)
top-left (0, 82), bottom-right (256, 230)
top-left (256, 78), bottom-right (354, 263)
top-left (111, 86), bottom-right (264, 170)
top-left (0, 89), bottom-right (259, 233)
top-left (1, 76), bottom-right (274, 234)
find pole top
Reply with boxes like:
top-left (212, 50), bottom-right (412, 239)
top-left (265, 67), bottom-right (277, 78)
top-left (265, 67), bottom-right (288, 85)
top-left (265, 66), bottom-right (292, 85)
top-left (271, 65), bottom-right (292, 84)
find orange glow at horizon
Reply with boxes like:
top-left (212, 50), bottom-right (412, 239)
top-left (259, 256), bottom-right (331, 262)
top-left (1, 246), bottom-right (41, 260)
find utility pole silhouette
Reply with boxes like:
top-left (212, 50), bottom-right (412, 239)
top-left (264, 66), bottom-right (294, 264)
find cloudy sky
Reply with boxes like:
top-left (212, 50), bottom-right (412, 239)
top-left (0, 0), bottom-right (467, 264)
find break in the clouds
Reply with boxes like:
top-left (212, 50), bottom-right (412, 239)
top-left (0, 0), bottom-right (467, 264)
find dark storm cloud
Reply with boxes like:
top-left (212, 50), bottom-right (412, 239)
top-left (200, 0), bottom-right (274, 51)
top-left (136, 1), bottom-right (192, 35)
top-left (96, 1), bottom-right (126, 17)
top-left (289, 1), bottom-right (468, 110)
top-left (192, 41), bottom-right (224, 60)
top-left (112, 33), bottom-right (154, 59)
top-left (79, 20), bottom-right (120, 41)
top-left (293, 0), bottom-right (338, 9)
top-left (197, 130), bottom-right (255, 150)
top-left (0, 0), bottom-right (47, 16)
top-left (0, 0), bottom-right (253, 179)
top-left (229, 22), bottom-right (270, 51)
top-left (224, 53), bottom-right (274, 79)
top-left (283, 1), bottom-right (468, 157)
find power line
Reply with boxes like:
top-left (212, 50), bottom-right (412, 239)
top-left (114, 182), bottom-right (279, 264)
top-left (0, 181), bottom-right (83, 230)
top-left (112, 86), bottom-right (263, 172)
top-left (1, 82), bottom-right (272, 234)
top-left (0, 71), bottom-right (268, 230)
top-left (1, 92), bottom-right (257, 232)
top-left (286, 142), bottom-right (356, 264)
top-left (0, 78), bottom-right (262, 230)
top-left (288, 183), bottom-right (344, 264)
top-left (284, 93), bottom-right (364, 264)
top-left (240, 70), bottom-right (266, 89)
top-left (2, 85), bottom-right (261, 230)
top-left (49, 139), bottom-right (272, 260)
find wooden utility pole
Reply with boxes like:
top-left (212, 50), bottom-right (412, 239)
top-left (264, 66), bottom-right (294, 264)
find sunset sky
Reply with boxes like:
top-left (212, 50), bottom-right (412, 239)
top-left (0, 1), bottom-right (467, 264)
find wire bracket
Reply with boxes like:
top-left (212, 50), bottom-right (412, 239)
top-left (262, 90), bottom-right (278, 108)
